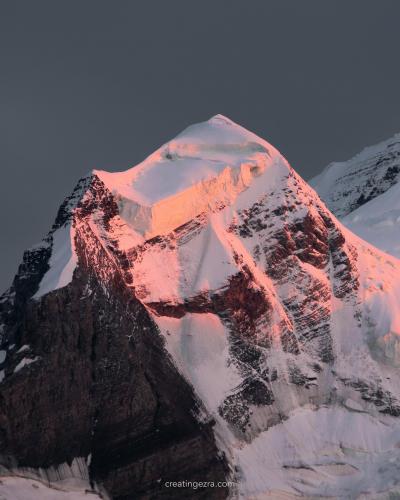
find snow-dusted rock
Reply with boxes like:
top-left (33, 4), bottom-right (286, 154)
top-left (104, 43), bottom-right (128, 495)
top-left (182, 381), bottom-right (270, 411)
top-left (311, 132), bottom-right (400, 258)
top-left (1, 115), bottom-right (400, 498)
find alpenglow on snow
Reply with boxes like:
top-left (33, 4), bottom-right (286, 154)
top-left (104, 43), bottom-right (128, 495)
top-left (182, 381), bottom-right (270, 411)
top-left (1, 115), bottom-right (400, 499)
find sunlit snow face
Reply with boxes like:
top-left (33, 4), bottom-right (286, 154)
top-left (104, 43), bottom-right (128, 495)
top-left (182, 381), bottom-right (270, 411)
top-left (94, 115), bottom-right (276, 239)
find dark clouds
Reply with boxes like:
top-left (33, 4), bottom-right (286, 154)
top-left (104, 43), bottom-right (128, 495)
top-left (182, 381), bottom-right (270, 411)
top-left (1, 0), bottom-right (400, 287)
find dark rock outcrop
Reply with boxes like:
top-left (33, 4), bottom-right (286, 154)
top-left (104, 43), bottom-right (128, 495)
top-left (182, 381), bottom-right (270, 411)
top-left (0, 177), bottom-right (229, 499)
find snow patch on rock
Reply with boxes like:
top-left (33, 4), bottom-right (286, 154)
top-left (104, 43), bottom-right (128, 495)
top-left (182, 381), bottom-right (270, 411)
top-left (14, 357), bottom-right (39, 373)
top-left (34, 225), bottom-right (77, 299)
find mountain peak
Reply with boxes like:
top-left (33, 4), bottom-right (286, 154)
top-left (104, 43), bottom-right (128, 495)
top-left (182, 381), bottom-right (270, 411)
top-left (207, 113), bottom-right (236, 123)
top-left (166, 114), bottom-right (270, 155)
top-left (3, 116), bottom-right (400, 499)
top-left (94, 116), bottom-right (284, 238)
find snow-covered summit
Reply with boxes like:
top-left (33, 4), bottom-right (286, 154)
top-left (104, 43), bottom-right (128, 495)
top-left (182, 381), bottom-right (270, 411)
top-left (3, 116), bottom-right (400, 498)
top-left (94, 115), bottom-right (281, 238)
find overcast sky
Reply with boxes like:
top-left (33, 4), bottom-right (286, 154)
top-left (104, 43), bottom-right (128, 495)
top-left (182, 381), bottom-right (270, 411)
top-left (1, 1), bottom-right (400, 288)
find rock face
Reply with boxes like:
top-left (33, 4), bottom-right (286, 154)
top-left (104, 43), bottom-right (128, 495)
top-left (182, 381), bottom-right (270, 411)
top-left (0, 175), bottom-right (228, 499)
top-left (1, 116), bottom-right (400, 498)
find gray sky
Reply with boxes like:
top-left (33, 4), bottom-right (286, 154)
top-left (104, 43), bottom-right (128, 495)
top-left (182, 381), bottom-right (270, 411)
top-left (1, 1), bottom-right (400, 289)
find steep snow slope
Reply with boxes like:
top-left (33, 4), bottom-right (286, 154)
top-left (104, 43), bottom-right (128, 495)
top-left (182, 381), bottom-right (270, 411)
top-left (1, 115), bottom-right (400, 498)
top-left (311, 133), bottom-right (400, 258)
top-left (235, 406), bottom-right (400, 499)
top-left (342, 181), bottom-right (400, 259)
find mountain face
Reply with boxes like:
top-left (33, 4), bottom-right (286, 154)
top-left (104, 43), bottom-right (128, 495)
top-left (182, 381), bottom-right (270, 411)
top-left (310, 133), bottom-right (400, 258)
top-left (1, 115), bottom-right (400, 499)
